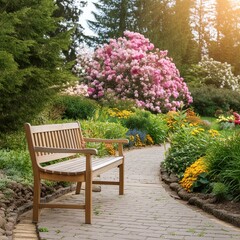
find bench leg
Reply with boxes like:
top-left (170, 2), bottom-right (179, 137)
top-left (85, 173), bottom-right (92, 224)
top-left (119, 163), bottom-right (124, 195)
top-left (75, 182), bottom-right (82, 194)
top-left (32, 178), bottom-right (41, 223)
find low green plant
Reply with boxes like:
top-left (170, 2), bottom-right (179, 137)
top-left (0, 150), bottom-right (33, 184)
top-left (0, 130), bottom-right (26, 150)
top-left (211, 182), bottom-right (229, 201)
top-left (52, 95), bottom-right (100, 120)
top-left (205, 135), bottom-right (240, 201)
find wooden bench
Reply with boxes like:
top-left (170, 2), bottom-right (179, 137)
top-left (24, 122), bottom-right (128, 224)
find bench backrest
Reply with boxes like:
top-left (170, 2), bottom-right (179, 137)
top-left (25, 122), bottom-right (85, 167)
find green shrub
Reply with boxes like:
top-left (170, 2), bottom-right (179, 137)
top-left (190, 85), bottom-right (240, 116)
top-left (80, 120), bottom-right (128, 156)
top-left (123, 110), bottom-right (168, 144)
top-left (164, 125), bottom-right (217, 178)
top-left (211, 182), bottom-right (229, 201)
top-left (205, 135), bottom-right (240, 201)
top-left (0, 150), bottom-right (33, 184)
top-left (0, 130), bottom-right (26, 150)
top-left (52, 95), bottom-right (100, 120)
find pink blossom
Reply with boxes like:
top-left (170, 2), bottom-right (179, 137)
top-left (75, 31), bottom-right (192, 112)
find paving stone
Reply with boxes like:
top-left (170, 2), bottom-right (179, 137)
top-left (13, 146), bottom-right (240, 240)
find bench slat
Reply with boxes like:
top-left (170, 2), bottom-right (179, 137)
top-left (40, 156), bottom-right (123, 176)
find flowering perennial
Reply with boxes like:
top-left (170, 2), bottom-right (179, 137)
top-left (108, 108), bottom-right (133, 119)
top-left (76, 31), bottom-right (192, 113)
top-left (180, 157), bottom-right (207, 192)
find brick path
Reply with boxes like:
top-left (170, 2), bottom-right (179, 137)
top-left (15, 146), bottom-right (240, 240)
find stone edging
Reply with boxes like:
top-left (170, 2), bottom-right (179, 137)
top-left (160, 168), bottom-right (240, 228)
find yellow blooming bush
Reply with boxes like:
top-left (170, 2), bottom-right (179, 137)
top-left (104, 143), bottom-right (116, 156)
top-left (190, 127), bottom-right (205, 136)
top-left (180, 157), bottom-right (208, 192)
top-left (208, 129), bottom-right (220, 137)
top-left (108, 108), bottom-right (133, 119)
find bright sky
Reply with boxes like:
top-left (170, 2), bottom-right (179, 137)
top-left (80, 0), bottom-right (96, 36)
top-left (80, 0), bottom-right (240, 36)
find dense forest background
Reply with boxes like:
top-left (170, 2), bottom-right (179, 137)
top-left (87, 0), bottom-right (240, 75)
top-left (0, 0), bottom-right (240, 133)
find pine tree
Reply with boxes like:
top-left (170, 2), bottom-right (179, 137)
top-left (87, 0), bottom-right (132, 45)
top-left (0, 0), bottom-right (75, 133)
top-left (54, 0), bottom-right (87, 62)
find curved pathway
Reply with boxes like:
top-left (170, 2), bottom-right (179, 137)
top-left (15, 146), bottom-right (240, 240)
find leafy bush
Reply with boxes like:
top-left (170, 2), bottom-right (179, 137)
top-left (190, 85), bottom-right (240, 116)
top-left (52, 95), bottom-right (100, 120)
top-left (205, 135), bottom-right (240, 201)
top-left (0, 130), bottom-right (26, 150)
top-left (164, 125), bottom-right (218, 178)
top-left (185, 56), bottom-right (240, 90)
top-left (0, 150), bottom-right (33, 184)
top-left (211, 182), bottom-right (229, 201)
top-left (123, 110), bottom-right (168, 144)
top-left (80, 120), bottom-right (128, 156)
top-left (76, 31), bottom-right (192, 113)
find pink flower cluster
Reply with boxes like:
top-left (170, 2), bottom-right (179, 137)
top-left (76, 31), bottom-right (192, 112)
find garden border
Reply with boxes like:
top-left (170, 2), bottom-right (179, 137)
top-left (160, 167), bottom-right (240, 228)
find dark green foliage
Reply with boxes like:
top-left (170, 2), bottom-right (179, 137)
top-left (208, 0), bottom-right (240, 75)
top-left (206, 135), bottom-right (240, 201)
top-left (54, 0), bottom-right (87, 62)
top-left (0, 130), bottom-right (26, 150)
top-left (0, 0), bottom-right (76, 133)
top-left (52, 95), bottom-right (100, 120)
top-left (191, 172), bottom-right (210, 193)
top-left (88, 0), bottom-right (131, 45)
top-left (190, 86), bottom-right (240, 116)
top-left (211, 182), bottom-right (229, 201)
top-left (123, 110), bottom-right (151, 131)
top-left (123, 110), bottom-right (168, 144)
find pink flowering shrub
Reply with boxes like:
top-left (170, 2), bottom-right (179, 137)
top-left (75, 31), bottom-right (192, 112)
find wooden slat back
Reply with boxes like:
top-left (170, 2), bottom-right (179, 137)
top-left (25, 122), bottom-right (85, 164)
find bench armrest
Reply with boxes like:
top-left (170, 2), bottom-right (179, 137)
top-left (84, 138), bottom-right (129, 144)
top-left (34, 146), bottom-right (98, 155)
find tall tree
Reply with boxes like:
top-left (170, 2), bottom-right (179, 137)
top-left (0, 0), bottom-right (75, 133)
top-left (191, 0), bottom-right (215, 60)
top-left (88, 0), bottom-right (131, 45)
top-left (54, 0), bottom-right (87, 62)
top-left (132, 0), bottom-right (197, 68)
top-left (208, 0), bottom-right (240, 74)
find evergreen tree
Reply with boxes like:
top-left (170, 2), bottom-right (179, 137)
top-left (191, 0), bottom-right (214, 59)
top-left (87, 0), bottom-right (132, 45)
top-left (0, 0), bottom-right (75, 133)
top-left (54, 0), bottom-right (87, 62)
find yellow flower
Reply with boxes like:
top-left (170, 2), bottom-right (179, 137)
top-left (208, 129), bottom-right (220, 138)
top-left (180, 157), bottom-right (207, 192)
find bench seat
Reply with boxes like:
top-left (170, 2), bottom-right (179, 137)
top-left (24, 122), bottom-right (128, 224)
top-left (41, 156), bottom-right (123, 176)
